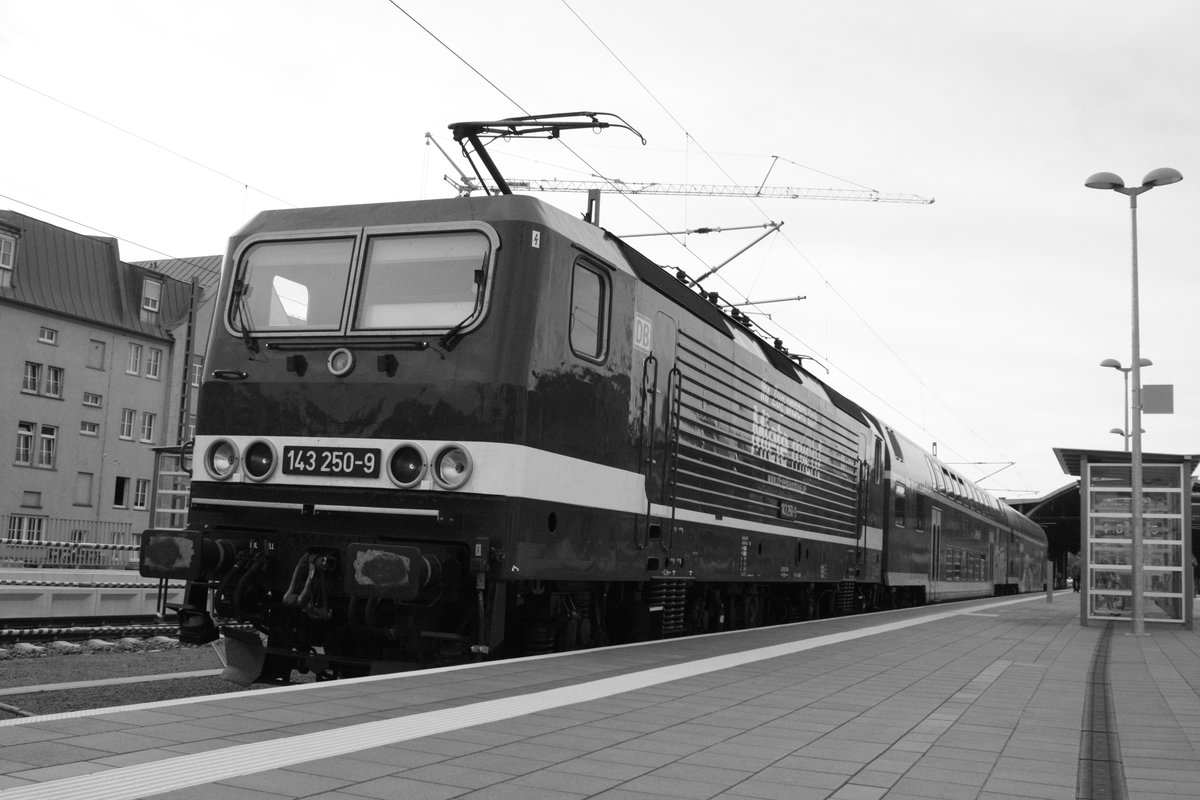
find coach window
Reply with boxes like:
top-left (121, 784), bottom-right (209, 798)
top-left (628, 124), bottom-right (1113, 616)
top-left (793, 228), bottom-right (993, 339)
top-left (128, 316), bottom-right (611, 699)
top-left (355, 231), bottom-right (490, 331)
top-left (235, 238), bottom-right (355, 332)
top-left (893, 482), bottom-right (907, 527)
top-left (569, 259), bottom-right (609, 361)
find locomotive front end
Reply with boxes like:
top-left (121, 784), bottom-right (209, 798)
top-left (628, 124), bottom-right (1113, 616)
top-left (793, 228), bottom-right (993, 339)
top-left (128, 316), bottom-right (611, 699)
top-left (140, 199), bottom-right (534, 683)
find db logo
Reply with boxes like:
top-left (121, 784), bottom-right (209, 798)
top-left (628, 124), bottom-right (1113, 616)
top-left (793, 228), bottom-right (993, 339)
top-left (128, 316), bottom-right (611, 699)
top-left (633, 313), bottom-right (652, 353)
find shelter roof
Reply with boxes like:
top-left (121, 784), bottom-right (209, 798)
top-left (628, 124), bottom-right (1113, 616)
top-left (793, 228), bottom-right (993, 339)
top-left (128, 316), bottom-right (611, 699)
top-left (1053, 447), bottom-right (1200, 478)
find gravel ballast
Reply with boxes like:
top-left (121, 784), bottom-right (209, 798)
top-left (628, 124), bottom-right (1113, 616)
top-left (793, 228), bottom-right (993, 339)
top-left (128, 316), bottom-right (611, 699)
top-left (0, 638), bottom-right (248, 717)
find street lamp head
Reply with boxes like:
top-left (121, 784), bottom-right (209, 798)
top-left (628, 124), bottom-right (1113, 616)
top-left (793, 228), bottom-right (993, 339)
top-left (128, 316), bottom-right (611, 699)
top-left (1085, 172), bottom-right (1125, 191)
top-left (1109, 428), bottom-right (1125, 436)
top-left (1099, 357), bottom-right (1151, 372)
top-left (1142, 167), bottom-right (1183, 188)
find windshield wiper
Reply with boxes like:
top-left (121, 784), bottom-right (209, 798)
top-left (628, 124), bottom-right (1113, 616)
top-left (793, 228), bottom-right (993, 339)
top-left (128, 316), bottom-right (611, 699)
top-left (437, 268), bottom-right (487, 352)
top-left (438, 315), bottom-right (472, 352)
top-left (230, 278), bottom-right (260, 354)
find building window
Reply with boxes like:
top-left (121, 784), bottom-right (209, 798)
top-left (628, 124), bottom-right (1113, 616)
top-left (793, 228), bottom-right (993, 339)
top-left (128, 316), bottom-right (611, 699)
top-left (113, 476), bottom-right (129, 508)
top-left (141, 412), bottom-right (156, 443)
top-left (82, 392), bottom-right (103, 408)
top-left (142, 278), bottom-right (163, 312)
top-left (7, 515), bottom-right (44, 542)
top-left (80, 420), bottom-right (100, 436)
top-left (15, 422), bottom-right (33, 464)
top-left (38, 326), bottom-right (58, 345)
top-left (191, 357), bottom-right (204, 387)
top-left (37, 425), bottom-right (57, 468)
top-left (22, 362), bottom-right (41, 393)
top-left (21, 491), bottom-right (42, 508)
top-left (87, 339), bottom-right (106, 370)
top-left (147, 348), bottom-right (162, 379)
top-left (0, 234), bottom-right (14, 288)
top-left (120, 409), bottom-right (135, 440)
top-left (127, 343), bottom-right (143, 375)
top-left (134, 478), bottom-right (150, 510)
top-left (45, 366), bottom-right (63, 398)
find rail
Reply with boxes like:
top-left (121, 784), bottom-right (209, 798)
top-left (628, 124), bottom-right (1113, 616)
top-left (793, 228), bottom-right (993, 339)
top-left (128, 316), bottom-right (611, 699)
top-left (0, 620), bottom-right (178, 644)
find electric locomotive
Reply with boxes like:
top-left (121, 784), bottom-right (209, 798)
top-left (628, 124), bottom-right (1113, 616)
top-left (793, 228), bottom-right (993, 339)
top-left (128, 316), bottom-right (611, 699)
top-left (139, 113), bottom-right (1046, 683)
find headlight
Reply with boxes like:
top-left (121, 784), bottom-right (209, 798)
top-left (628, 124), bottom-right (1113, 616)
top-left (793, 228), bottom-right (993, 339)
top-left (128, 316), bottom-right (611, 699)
top-left (431, 444), bottom-right (472, 490)
top-left (243, 440), bottom-right (276, 481)
top-left (206, 439), bottom-right (239, 480)
top-left (388, 443), bottom-right (427, 488)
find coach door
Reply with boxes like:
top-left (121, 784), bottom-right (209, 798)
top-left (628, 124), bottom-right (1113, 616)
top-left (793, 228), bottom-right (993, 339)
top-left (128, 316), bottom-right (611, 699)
top-left (636, 311), bottom-right (679, 552)
top-left (855, 457), bottom-right (871, 576)
top-left (930, 506), bottom-right (943, 592)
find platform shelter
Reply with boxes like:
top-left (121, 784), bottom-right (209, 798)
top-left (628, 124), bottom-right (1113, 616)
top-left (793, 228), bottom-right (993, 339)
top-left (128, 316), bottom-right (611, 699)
top-left (1055, 448), bottom-right (1197, 629)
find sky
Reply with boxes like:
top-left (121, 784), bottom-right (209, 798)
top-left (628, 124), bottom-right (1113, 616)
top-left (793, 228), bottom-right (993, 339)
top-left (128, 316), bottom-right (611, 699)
top-left (2, 0), bottom-right (1197, 500)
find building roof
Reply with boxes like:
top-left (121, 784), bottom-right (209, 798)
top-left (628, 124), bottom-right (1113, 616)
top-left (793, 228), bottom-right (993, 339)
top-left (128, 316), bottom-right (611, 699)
top-left (132, 255), bottom-right (223, 290)
top-left (0, 210), bottom-right (214, 338)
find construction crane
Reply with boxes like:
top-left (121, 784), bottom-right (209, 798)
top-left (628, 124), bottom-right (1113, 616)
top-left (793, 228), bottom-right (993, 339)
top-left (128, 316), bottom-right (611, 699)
top-left (426, 123), bottom-right (933, 205)
top-left (446, 176), bottom-right (934, 205)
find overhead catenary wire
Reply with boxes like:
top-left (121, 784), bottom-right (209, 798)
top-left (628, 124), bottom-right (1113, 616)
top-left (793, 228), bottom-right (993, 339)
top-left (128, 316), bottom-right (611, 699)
top-left (394, 2), bottom-right (995, 480)
top-left (0, 192), bottom-right (220, 278)
top-left (0, 72), bottom-right (296, 210)
top-left (385, 3), bottom-right (728, 281)
top-left (4, 3), bottom-right (1025, 492)
top-left (554, 0), bottom-right (1023, 488)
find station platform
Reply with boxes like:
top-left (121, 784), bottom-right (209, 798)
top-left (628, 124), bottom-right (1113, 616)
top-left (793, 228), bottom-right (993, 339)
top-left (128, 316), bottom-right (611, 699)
top-left (0, 568), bottom-right (180, 623)
top-left (0, 592), bottom-right (1196, 800)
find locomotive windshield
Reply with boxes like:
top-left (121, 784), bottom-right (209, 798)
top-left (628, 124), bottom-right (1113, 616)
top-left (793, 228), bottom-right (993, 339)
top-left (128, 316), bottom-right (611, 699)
top-left (236, 238), bottom-right (355, 332)
top-left (230, 230), bottom-right (492, 336)
top-left (355, 232), bottom-right (489, 330)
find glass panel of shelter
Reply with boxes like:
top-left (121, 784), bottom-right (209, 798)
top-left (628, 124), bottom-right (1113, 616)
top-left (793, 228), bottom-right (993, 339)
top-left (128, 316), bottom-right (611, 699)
top-left (1085, 463), bottom-right (1185, 623)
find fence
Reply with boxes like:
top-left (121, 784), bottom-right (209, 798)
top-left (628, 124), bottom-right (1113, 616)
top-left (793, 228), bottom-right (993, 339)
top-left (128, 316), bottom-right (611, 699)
top-left (0, 516), bottom-right (137, 569)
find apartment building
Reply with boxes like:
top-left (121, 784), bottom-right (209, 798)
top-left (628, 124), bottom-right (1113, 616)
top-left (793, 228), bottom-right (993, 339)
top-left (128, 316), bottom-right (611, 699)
top-left (0, 210), bottom-right (219, 547)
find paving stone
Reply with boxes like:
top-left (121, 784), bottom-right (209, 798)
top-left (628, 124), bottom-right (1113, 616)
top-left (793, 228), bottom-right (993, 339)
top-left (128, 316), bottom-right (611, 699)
top-left (2, 596), bottom-right (1197, 800)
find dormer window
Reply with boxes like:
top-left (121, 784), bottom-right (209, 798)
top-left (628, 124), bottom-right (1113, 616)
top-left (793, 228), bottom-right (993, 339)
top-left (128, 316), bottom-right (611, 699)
top-left (142, 278), bottom-right (163, 313)
top-left (0, 234), bottom-right (15, 288)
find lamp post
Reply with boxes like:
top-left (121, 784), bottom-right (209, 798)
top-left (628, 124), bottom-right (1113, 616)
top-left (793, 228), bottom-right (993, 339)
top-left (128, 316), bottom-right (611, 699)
top-left (1100, 357), bottom-right (1152, 451)
top-left (1086, 167), bottom-right (1183, 636)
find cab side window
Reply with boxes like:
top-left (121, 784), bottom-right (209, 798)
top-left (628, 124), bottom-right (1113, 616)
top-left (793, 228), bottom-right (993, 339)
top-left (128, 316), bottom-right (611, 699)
top-left (569, 259), bottom-right (609, 361)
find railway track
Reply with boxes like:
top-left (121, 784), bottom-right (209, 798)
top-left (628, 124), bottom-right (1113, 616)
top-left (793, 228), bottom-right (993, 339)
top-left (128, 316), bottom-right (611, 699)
top-left (0, 616), bottom-right (179, 646)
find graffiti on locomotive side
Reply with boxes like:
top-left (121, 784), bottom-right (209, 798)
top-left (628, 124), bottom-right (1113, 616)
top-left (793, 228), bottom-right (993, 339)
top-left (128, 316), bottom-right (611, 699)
top-left (751, 380), bottom-right (825, 486)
